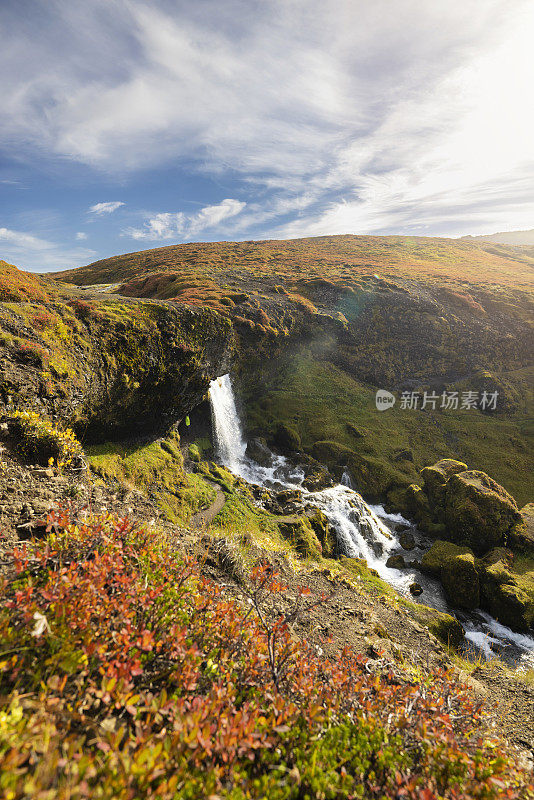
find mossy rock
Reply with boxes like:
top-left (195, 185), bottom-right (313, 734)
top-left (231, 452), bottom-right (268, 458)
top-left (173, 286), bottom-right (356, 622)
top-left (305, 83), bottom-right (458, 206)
top-left (405, 484), bottom-right (432, 528)
top-left (443, 470), bottom-right (521, 554)
top-left (386, 554), bottom-right (406, 569)
top-left (272, 423), bottom-right (301, 453)
top-left (509, 503), bottom-right (534, 553)
top-left (441, 553), bottom-right (480, 610)
top-left (420, 540), bottom-right (473, 577)
top-left (487, 583), bottom-right (534, 632)
top-left (386, 485), bottom-right (410, 515)
top-left (414, 606), bottom-right (464, 648)
top-left (278, 516), bottom-right (322, 559)
top-left (306, 507), bottom-right (336, 557)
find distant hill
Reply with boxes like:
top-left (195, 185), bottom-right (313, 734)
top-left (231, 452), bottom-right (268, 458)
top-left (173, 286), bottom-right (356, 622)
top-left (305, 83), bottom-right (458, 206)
top-left (462, 229), bottom-right (534, 246)
top-left (53, 233), bottom-right (534, 291)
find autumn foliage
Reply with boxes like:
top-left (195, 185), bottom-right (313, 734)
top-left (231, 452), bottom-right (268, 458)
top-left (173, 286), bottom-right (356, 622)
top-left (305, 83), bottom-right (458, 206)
top-left (0, 511), bottom-right (531, 799)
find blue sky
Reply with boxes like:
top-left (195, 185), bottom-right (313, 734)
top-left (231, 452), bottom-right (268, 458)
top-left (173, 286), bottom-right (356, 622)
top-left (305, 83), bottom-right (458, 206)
top-left (1, 0), bottom-right (533, 272)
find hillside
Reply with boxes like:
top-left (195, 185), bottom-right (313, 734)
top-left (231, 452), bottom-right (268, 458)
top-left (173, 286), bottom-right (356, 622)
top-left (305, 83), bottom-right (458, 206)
top-left (53, 235), bottom-right (534, 507)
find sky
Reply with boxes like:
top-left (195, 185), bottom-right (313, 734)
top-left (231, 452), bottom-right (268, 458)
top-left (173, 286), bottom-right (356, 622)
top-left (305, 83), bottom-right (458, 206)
top-left (1, 0), bottom-right (534, 272)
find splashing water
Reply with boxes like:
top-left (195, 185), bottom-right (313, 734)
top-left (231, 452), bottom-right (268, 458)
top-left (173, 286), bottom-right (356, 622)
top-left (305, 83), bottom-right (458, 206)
top-left (208, 374), bottom-right (534, 667)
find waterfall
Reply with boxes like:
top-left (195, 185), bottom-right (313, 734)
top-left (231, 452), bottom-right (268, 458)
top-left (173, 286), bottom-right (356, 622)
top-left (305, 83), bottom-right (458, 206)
top-left (208, 373), bottom-right (534, 669)
top-left (208, 374), bottom-right (247, 472)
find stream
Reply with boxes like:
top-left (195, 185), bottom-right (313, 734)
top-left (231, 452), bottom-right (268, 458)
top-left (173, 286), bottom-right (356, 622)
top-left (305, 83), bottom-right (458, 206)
top-left (209, 374), bottom-right (534, 670)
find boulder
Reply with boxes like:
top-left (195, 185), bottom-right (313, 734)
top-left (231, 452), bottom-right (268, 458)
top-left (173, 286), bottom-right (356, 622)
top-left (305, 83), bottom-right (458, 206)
top-left (276, 489), bottom-right (303, 506)
top-left (386, 554), bottom-right (406, 569)
top-left (245, 437), bottom-right (272, 467)
top-left (301, 466), bottom-right (333, 492)
top-left (441, 553), bottom-right (480, 610)
top-left (278, 516), bottom-right (322, 559)
top-left (271, 424), bottom-right (301, 453)
top-left (399, 531), bottom-right (416, 551)
top-left (420, 459), bottom-right (467, 505)
top-left (409, 582), bottom-right (423, 596)
top-left (414, 606), bottom-right (465, 648)
top-left (420, 540), bottom-right (472, 577)
top-left (443, 470), bottom-right (521, 554)
top-left (487, 583), bottom-right (534, 632)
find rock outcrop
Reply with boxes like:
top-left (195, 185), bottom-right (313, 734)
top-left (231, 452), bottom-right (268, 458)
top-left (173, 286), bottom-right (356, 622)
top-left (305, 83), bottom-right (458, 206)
top-left (407, 460), bottom-right (523, 555)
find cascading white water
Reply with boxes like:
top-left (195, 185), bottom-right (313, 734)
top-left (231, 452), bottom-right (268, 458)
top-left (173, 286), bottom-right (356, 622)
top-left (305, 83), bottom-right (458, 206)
top-left (208, 373), bottom-right (534, 669)
top-left (209, 375), bottom-right (247, 472)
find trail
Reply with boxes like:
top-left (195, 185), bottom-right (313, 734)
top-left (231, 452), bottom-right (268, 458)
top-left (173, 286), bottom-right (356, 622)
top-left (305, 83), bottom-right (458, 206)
top-left (189, 485), bottom-right (226, 530)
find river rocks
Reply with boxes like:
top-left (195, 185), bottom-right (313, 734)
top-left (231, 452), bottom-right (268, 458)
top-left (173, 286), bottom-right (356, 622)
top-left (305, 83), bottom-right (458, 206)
top-left (245, 437), bottom-right (272, 466)
top-left (301, 466), bottom-right (333, 492)
top-left (421, 540), bottom-right (473, 577)
top-left (399, 531), bottom-right (416, 551)
top-left (386, 554), bottom-right (406, 569)
top-left (414, 606), bottom-right (465, 648)
top-left (422, 540), bottom-right (534, 630)
top-left (409, 582), bottom-right (423, 596)
top-left (278, 516), bottom-right (322, 559)
top-left (486, 583), bottom-right (534, 632)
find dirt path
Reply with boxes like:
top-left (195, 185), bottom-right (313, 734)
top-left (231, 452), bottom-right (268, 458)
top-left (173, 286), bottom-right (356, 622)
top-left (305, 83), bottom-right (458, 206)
top-left (189, 485), bottom-right (226, 530)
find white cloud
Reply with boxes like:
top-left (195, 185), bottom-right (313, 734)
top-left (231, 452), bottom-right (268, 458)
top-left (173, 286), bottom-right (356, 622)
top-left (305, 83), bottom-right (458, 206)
top-left (125, 198), bottom-right (246, 241)
top-left (1, 0), bottom-right (534, 237)
top-left (89, 201), bottom-right (124, 215)
top-left (0, 226), bottom-right (95, 271)
top-left (75, 231), bottom-right (88, 240)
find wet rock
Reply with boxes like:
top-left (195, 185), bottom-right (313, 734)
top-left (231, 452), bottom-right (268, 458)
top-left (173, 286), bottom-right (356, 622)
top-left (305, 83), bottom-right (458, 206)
top-left (301, 467), bottom-right (333, 492)
top-left (399, 531), bottom-right (416, 550)
top-left (386, 554), bottom-right (406, 569)
top-left (409, 582), bottom-right (423, 596)
top-left (277, 489), bottom-right (302, 505)
top-left (245, 437), bottom-right (272, 467)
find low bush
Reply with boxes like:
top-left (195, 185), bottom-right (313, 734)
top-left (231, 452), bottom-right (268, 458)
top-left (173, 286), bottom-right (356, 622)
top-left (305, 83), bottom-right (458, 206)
top-left (10, 410), bottom-right (83, 470)
top-left (0, 509), bottom-right (531, 799)
top-left (12, 342), bottom-right (49, 367)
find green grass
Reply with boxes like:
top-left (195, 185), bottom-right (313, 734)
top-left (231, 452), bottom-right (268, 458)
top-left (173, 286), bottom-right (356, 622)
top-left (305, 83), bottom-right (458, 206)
top-left (241, 354), bottom-right (533, 506)
top-left (87, 433), bottom-right (216, 525)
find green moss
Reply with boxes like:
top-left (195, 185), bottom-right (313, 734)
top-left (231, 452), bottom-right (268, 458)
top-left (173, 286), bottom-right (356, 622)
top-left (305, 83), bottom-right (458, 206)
top-left (411, 606), bottom-right (464, 648)
top-left (278, 516), bottom-right (322, 559)
top-left (87, 432), bottom-right (215, 525)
